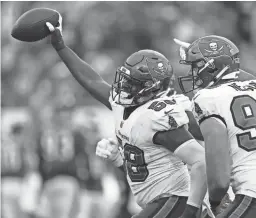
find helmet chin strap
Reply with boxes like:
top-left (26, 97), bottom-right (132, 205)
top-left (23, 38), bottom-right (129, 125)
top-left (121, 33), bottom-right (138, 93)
top-left (200, 59), bottom-right (215, 73)
top-left (200, 58), bottom-right (239, 88)
top-left (206, 65), bottom-right (230, 88)
top-left (193, 64), bottom-right (233, 93)
top-left (138, 81), bottom-right (161, 95)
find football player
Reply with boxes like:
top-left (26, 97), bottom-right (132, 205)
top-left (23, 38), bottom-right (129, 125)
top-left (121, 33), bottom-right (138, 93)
top-left (36, 109), bottom-right (86, 218)
top-left (175, 35), bottom-right (256, 218)
top-left (45, 16), bottom-right (207, 218)
top-left (1, 117), bottom-right (41, 218)
top-left (1, 124), bottom-right (27, 218)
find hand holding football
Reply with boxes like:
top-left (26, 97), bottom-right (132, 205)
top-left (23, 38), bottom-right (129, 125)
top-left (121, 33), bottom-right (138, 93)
top-left (11, 8), bottom-right (60, 42)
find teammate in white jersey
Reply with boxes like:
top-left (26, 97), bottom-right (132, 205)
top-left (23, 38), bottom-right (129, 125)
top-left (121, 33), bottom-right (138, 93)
top-left (175, 35), bottom-right (256, 218)
top-left (44, 15), bottom-right (207, 218)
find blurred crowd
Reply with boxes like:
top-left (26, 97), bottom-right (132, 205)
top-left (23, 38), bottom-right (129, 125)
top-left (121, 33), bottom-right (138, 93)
top-left (1, 1), bottom-right (256, 218)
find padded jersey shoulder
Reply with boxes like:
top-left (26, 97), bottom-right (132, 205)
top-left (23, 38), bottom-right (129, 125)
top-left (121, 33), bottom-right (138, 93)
top-left (191, 82), bottom-right (242, 125)
top-left (134, 95), bottom-right (190, 134)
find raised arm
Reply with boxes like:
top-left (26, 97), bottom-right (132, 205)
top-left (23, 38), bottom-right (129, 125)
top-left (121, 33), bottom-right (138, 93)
top-left (46, 16), bottom-right (112, 110)
top-left (57, 47), bottom-right (112, 109)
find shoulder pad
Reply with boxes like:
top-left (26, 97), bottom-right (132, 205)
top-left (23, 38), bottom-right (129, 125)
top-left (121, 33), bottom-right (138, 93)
top-left (145, 97), bottom-right (189, 132)
top-left (172, 94), bottom-right (192, 111)
top-left (192, 91), bottom-right (219, 124)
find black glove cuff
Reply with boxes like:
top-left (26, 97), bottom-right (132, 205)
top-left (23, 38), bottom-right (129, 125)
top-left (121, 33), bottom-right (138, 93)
top-left (54, 40), bottom-right (66, 51)
top-left (209, 199), bottom-right (221, 209)
top-left (51, 28), bottom-right (65, 51)
top-left (182, 204), bottom-right (199, 218)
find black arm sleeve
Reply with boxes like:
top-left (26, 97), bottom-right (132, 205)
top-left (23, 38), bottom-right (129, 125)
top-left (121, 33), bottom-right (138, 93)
top-left (57, 46), bottom-right (112, 109)
top-left (186, 111), bottom-right (204, 141)
top-left (118, 165), bottom-right (125, 173)
top-left (153, 125), bottom-right (194, 152)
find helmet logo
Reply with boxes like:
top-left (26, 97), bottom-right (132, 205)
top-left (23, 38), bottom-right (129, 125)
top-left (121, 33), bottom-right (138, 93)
top-left (155, 62), bottom-right (169, 77)
top-left (146, 58), bottom-right (167, 78)
top-left (158, 63), bottom-right (164, 70)
top-left (209, 42), bottom-right (218, 51)
top-left (204, 41), bottom-right (224, 55)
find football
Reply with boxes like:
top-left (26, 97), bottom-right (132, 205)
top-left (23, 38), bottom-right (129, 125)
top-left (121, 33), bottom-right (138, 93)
top-left (11, 8), bottom-right (60, 42)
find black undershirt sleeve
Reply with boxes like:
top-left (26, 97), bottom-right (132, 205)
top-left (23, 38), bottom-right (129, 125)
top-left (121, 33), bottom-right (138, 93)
top-left (186, 111), bottom-right (204, 141)
top-left (153, 125), bottom-right (194, 152)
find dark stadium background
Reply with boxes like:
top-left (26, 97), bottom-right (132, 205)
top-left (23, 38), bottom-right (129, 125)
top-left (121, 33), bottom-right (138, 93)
top-left (1, 1), bottom-right (256, 218)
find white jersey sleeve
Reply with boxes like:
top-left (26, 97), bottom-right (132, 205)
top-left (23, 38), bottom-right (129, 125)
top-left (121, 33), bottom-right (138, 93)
top-left (149, 97), bottom-right (189, 134)
top-left (192, 92), bottom-right (224, 126)
top-left (172, 94), bottom-right (193, 112)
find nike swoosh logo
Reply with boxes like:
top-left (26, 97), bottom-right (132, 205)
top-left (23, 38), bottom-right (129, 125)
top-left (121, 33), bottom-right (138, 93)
top-left (164, 109), bottom-right (174, 115)
top-left (193, 93), bottom-right (201, 101)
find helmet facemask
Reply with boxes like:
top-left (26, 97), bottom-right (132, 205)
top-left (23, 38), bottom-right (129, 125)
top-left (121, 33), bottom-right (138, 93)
top-left (178, 58), bottom-right (215, 93)
top-left (179, 57), bottom-right (234, 93)
top-left (112, 66), bottom-right (161, 107)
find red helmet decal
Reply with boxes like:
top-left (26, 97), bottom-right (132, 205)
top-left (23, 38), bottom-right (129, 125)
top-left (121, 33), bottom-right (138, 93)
top-left (145, 58), bottom-right (171, 79)
top-left (198, 39), bottom-right (233, 58)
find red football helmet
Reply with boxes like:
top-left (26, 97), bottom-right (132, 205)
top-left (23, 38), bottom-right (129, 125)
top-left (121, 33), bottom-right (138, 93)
top-left (174, 35), bottom-right (240, 93)
top-left (112, 50), bottom-right (174, 107)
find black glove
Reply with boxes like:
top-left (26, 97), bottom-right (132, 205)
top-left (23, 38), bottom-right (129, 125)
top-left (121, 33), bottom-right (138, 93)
top-left (210, 193), bottom-right (232, 216)
top-left (179, 204), bottom-right (199, 218)
top-left (45, 14), bottom-right (65, 51)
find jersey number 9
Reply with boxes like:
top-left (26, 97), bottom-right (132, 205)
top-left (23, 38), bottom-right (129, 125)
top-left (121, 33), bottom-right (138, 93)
top-left (231, 95), bottom-right (256, 151)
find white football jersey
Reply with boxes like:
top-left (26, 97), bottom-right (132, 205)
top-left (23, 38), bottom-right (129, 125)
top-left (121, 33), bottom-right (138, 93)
top-left (192, 80), bottom-right (256, 198)
top-left (109, 93), bottom-right (190, 208)
top-left (173, 94), bottom-right (193, 112)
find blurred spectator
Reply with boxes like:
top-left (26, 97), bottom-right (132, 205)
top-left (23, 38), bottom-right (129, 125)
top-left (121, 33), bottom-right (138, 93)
top-left (1, 108), bottom-right (40, 218)
top-left (2, 2), bottom-right (256, 110)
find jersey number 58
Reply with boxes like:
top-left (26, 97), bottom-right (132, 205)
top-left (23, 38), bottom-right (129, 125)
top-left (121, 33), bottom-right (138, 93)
top-left (123, 144), bottom-right (149, 182)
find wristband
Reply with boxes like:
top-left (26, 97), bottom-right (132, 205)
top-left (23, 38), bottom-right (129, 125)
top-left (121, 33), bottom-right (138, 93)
top-left (182, 204), bottom-right (199, 218)
top-left (51, 29), bottom-right (66, 51)
top-left (54, 40), bottom-right (65, 51)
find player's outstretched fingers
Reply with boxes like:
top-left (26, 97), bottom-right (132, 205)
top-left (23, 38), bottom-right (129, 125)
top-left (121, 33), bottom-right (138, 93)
top-left (96, 147), bottom-right (111, 159)
top-left (46, 22), bottom-right (55, 32)
top-left (107, 138), bottom-right (117, 153)
top-left (96, 139), bottom-right (112, 158)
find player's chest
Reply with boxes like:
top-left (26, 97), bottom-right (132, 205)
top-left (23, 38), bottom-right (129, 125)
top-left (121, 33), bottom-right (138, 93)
top-left (115, 117), bottom-right (133, 148)
top-left (114, 109), bottom-right (141, 148)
